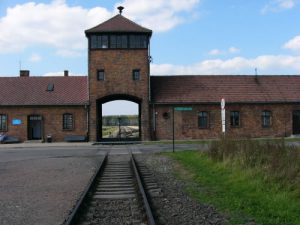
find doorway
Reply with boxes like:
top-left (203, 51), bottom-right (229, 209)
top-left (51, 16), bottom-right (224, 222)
top-left (97, 95), bottom-right (141, 142)
top-left (293, 111), bottom-right (300, 135)
top-left (28, 115), bottom-right (43, 140)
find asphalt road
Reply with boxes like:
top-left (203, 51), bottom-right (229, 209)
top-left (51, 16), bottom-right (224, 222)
top-left (0, 143), bottom-right (206, 225)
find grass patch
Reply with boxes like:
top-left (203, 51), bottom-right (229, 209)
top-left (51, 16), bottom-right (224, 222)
top-left (102, 126), bottom-right (118, 137)
top-left (168, 140), bottom-right (300, 225)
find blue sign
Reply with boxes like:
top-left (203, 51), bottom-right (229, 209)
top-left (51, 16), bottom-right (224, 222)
top-left (12, 119), bottom-right (22, 125)
top-left (174, 107), bottom-right (193, 111)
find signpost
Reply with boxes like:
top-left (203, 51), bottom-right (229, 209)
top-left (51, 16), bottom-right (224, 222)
top-left (221, 98), bottom-right (225, 134)
top-left (172, 107), bottom-right (193, 152)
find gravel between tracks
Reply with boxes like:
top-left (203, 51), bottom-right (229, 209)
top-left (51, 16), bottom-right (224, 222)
top-left (136, 153), bottom-right (230, 225)
top-left (0, 155), bottom-right (103, 225)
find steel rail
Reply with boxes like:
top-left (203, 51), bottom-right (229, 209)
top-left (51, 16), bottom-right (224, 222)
top-left (64, 153), bottom-right (108, 225)
top-left (131, 154), bottom-right (156, 225)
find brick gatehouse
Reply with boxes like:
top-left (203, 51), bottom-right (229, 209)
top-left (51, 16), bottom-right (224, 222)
top-left (1, 9), bottom-right (300, 142)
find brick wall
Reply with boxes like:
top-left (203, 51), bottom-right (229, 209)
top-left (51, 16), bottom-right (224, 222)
top-left (88, 49), bottom-right (150, 141)
top-left (0, 106), bottom-right (88, 142)
top-left (151, 103), bottom-right (300, 140)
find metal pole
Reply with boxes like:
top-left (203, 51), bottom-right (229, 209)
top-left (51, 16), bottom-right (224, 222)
top-left (172, 107), bottom-right (175, 153)
top-left (118, 116), bottom-right (121, 140)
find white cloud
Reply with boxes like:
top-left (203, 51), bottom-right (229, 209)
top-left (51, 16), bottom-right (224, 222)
top-left (208, 49), bottom-right (222, 55)
top-left (0, 0), bottom-right (200, 55)
top-left (283, 35), bottom-right (300, 53)
top-left (208, 47), bottom-right (240, 56)
top-left (151, 55), bottom-right (300, 75)
top-left (28, 53), bottom-right (41, 62)
top-left (115, 0), bottom-right (200, 31)
top-left (228, 47), bottom-right (240, 54)
top-left (0, 1), bottom-right (112, 55)
top-left (261, 0), bottom-right (299, 14)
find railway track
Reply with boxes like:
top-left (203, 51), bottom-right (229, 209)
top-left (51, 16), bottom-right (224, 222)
top-left (64, 153), bottom-right (156, 225)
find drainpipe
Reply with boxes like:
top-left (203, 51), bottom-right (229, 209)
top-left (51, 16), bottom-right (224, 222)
top-left (85, 104), bottom-right (89, 141)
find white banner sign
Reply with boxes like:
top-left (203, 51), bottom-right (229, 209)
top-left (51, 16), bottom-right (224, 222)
top-left (221, 98), bottom-right (225, 133)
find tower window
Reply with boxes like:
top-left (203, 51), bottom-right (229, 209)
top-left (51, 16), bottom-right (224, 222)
top-left (230, 111), bottom-right (240, 127)
top-left (129, 35), bottom-right (147, 48)
top-left (90, 35), bottom-right (108, 49)
top-left (63, 113), bottom-right (74, 130)
top-left (198, 111), bottom-right (209, 129)
top-left (132, 69), bottom-right (140, 80)
top-left (97, 69), bottom-right (105, 81)
top-left (91, 34), bottom-right (148, 49)
top-left (262, 110), bottom-right (271, 127)
top-left (0, 114), bottom-right (7, 131)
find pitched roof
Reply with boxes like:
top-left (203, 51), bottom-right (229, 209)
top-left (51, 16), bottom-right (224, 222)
top-left (151, 75), bottom-right (300, 104)
top-left (85, 14), bottom-right (152, 34)
top-left (0, 76), bottom-right (88, 106)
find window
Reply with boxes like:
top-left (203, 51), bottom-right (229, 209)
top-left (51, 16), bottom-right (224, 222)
top-left (63, 113), bottom-right (74, 130)
top-left (0, 114), bottom-right (7, 131)
top-left (129, 35), bottom-right (148, 48)
top-left (91, 34), bottom-right (148, 49)
top-left (110, 35), bottom-right (117, 48)
top-left (97, 69), bottom-right (105, 81)
top-left (262, 110), bottom-right (271, 127)
top-left (198, 111), bottom-right (209, 128)
top-left (132, 69), bottom-right (140, 80)
top-left (110, 35), bottom-right (128, 48)
top-left (90, 35), bottom-right (108, 49)
top-left (230, 111), bottom-right (240, 127)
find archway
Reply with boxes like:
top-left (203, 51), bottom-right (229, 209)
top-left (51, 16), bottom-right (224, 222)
top-left (96, 94), bottom-right (141, 142)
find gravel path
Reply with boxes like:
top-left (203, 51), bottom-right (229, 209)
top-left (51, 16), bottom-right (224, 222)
top-left (136, 153), bottom-right (229, 225)
top-left (0, 155), bottom-right (103, 225)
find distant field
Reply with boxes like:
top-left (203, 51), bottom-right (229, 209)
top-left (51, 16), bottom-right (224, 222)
top-left (169, 139), bottom-right (300, 225)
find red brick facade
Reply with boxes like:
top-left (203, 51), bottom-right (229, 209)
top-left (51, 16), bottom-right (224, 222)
top-left (0, 106), bottom-right (88, 142)
top-left (151, 103), bottom-right (300, 140)
top-left (88, 49), bottom-right (150, 141)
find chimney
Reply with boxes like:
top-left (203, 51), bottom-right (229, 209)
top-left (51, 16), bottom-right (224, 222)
top-left (20, 70), bottom-right (30, 77)
top-left (64, 70), bottom-right (69, 77)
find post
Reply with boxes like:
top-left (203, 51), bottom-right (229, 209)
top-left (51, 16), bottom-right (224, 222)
top-left (221, 98), bottom-right (226, 135)
top-left (118, 116), bottom-right (121, 139)
top-left (172, 107), bottom-right (175, 152)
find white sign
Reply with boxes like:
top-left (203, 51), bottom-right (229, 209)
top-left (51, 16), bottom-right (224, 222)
top-left (221, 98), bottom-right (225, 133)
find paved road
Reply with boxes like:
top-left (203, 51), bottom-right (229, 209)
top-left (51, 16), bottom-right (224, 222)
top-left (0, 143), bottom-right (206, 225)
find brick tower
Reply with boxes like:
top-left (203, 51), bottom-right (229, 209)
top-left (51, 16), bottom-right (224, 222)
top-left (85, 7), bottom-right (152, 141)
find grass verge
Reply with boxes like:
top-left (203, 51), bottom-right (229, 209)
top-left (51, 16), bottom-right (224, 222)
top-left (169, 150), bottom-right (300, 225)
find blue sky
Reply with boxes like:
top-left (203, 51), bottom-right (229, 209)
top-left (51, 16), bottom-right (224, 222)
top-left (0, 0), bottom-right (300, 77)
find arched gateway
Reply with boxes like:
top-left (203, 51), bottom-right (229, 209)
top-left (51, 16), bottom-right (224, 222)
top-left (85, 10), bottom-right (152, 142)
top-left (97, 94), bottom-right (142, 141)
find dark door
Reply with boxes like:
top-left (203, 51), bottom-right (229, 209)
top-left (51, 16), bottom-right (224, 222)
top-left (28, 115), bottom-right (42, 140)
top-left (293, 111), bottom-right (300, 134)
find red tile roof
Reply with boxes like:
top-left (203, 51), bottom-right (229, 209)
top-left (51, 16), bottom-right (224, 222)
top-left (151, 75), bottom-right (300, 104)
top-left (0, 76), bottom-right (88, 106)
top-left (85, 14), bottom-right (152, 34)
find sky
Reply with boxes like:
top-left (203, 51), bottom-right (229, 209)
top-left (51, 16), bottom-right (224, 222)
top-left (0, 0), bottom-right (300, 77)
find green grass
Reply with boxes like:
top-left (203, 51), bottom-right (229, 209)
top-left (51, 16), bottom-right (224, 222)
top-left (143, 137), bottom-right (300, 145)
top-left (169, 151), bottom-right (300, 225)
top-left (102, 126), bottom-right (118, 137)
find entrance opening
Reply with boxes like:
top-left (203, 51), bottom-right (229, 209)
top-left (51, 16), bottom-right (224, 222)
top-left (293, 111), bottom-right (300, 135)
top-left (28, 115), bottom-right (43, 140)
top-left (97, 95), bottom-right (141, 142)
